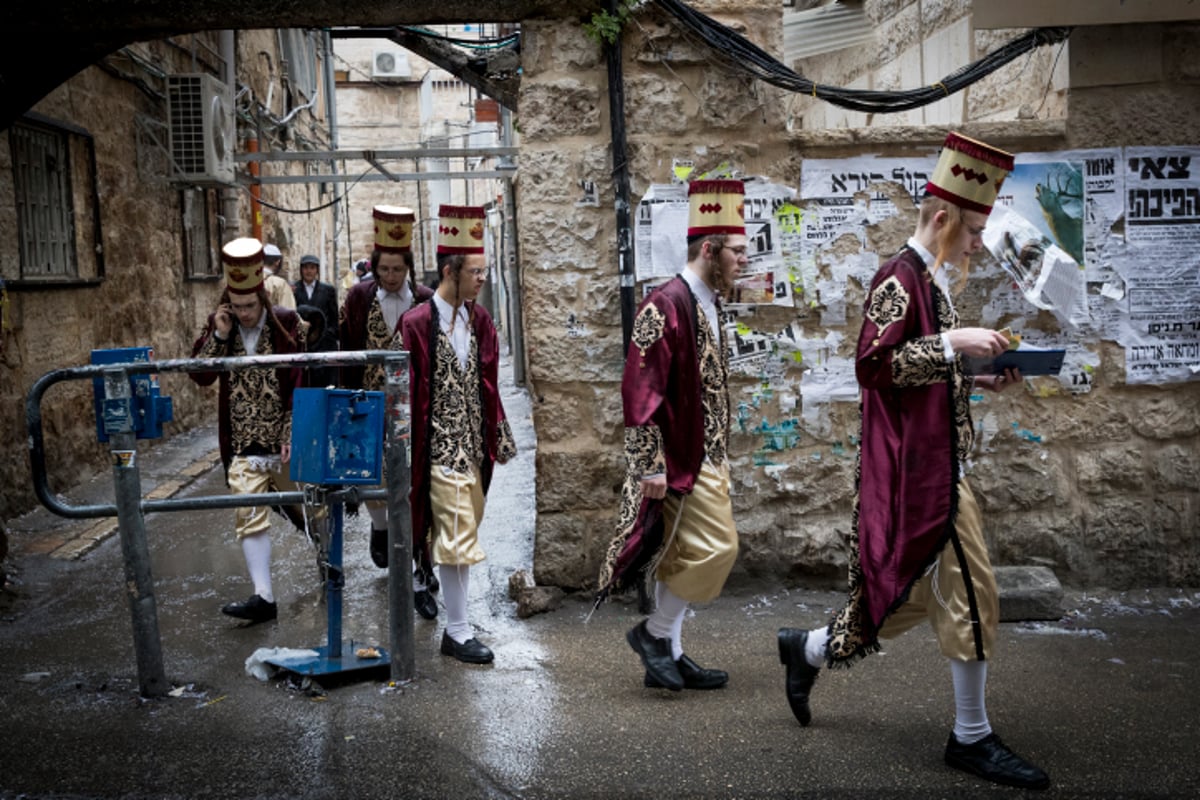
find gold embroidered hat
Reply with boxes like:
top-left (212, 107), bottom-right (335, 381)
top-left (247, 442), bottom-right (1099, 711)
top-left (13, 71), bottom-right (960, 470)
top-left (687, 179), bottom-right (746, 240)
top-left (373, 205), bottom-right (415, 252)
top-left (926, 132), bottom-right (1014, 215)
top-left (436, 204), bottom-right (486, 255)
top-left (222, 237), bottom-right (265, 295)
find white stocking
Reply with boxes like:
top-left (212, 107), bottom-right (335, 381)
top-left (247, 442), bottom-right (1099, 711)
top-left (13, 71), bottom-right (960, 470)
top-left (439, 564), bottom-right (471, 643)
top-left (805, 626), bottom-right (829, 669)
top-left (241, 533), bottom-right (273, 603)
top-left (950, 658), bottom-right (992, 744)
top-left (367, 505), bottom-right (387, 530)
top-left (647, 582), bottom-right (688, 661)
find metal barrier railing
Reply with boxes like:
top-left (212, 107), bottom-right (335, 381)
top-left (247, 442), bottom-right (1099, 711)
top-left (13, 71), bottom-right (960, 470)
top-left (26, 350), bottom-right (416, 695)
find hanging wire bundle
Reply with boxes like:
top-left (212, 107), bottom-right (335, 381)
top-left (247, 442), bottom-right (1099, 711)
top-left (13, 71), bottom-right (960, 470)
top-left (653, 0), bottom-right (1071, 114)
top-left (395, 26), bottom-right (520, 51)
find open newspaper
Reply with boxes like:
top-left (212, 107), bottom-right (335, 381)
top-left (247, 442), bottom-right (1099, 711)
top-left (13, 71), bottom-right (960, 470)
top-left (982, 204), bottom-right (1089, 329)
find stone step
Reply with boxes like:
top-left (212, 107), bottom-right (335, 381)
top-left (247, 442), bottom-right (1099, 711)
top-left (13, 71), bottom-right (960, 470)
top-left (996, 565), bottom-right (1064, 622)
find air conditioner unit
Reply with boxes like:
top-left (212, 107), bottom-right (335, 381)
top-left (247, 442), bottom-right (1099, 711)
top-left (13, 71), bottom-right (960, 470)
top-left (372, 49), bottom-right (412, 80)
top-left (166, 73), bottom-right (235, 185)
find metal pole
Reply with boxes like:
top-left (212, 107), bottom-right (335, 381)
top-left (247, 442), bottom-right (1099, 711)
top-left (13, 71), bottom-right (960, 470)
top-left (384, 352), bottom-right (414, 681)
top-left (323, 28), bottom-right (343, 303)
top-left (103, 368), bottom-right (168, 698)
top-left (607, 0), bottom-right (637, 353)
top-left (499, 100), bottom-right (525, 385)
top-left (327, 502), bottom-right (344, 659)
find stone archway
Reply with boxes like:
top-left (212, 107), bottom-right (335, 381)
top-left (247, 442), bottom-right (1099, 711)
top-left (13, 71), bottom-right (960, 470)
top-left (0, 0), bottom-right (604, 130)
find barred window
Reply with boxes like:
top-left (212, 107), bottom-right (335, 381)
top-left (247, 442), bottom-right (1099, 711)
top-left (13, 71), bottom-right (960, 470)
top-left (12, 122), bottom-right (75, 278)
top-left (5, 114), bottom-right (102, 286)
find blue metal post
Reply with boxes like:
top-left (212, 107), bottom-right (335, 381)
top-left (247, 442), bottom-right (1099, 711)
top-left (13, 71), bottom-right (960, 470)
top-left (327, 502), bottom-right (344, 659)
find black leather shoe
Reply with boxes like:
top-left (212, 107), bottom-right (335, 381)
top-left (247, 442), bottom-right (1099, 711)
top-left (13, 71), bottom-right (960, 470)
top-left (414, 589), bottom-right (438, 620)
top-left (626, 621), bottom-right (683, 691)
top-left (221, 594), bottom-right (277, 623)
top-left (778, 628), bottom-right (820, 726)
top-left (440, 631), bottom-right (494, 664)
top-left (370, 527), bottom-right (388, 568)
top-left (945, 732), bottom-right (1050, 790)
top-left (644, 653), bottom-right (728, 690)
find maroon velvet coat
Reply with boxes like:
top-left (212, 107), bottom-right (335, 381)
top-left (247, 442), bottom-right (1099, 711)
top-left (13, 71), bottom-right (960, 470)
top-left (599, 276), bottom-right (709, 599)
top-left (189, 306), bottom-right (305, 477)
top-left (852, 247), bottom-right (959, 639)
top-left (400, 299), bottom-right (507, 566)
top-left (622, 276), bottom-right (708, 494)
top-left (338, 278), bottom-right (433, 389)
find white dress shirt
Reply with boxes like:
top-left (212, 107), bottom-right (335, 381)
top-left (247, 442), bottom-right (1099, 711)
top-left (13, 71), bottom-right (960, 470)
top-left (377, 284), bottom-right (414, 332)
top-left (681, 265), bottom-right (721, 341)
top-left (433, 293), bottom-right (471, 370)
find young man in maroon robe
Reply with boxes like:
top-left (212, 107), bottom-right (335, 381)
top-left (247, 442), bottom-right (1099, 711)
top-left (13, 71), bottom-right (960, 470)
top-left (339, 205), bottom-right (436, 615)
top-left (190, 238), bottom-right (306, 624)
top-left (777, 132), bottom-right (1049, 790)
top-left (401, 204), bottom-right (516, 664)
top-left (596, 179), bottom-right (749, 692)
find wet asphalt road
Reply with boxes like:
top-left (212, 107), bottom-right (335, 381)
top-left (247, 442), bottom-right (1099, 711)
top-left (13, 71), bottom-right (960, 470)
top-left (3, 359), bottom-right (1200, 799)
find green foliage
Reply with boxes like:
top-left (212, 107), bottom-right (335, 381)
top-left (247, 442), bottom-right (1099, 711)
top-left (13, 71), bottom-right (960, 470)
top-left (583, 1), bottom-right (640, 46)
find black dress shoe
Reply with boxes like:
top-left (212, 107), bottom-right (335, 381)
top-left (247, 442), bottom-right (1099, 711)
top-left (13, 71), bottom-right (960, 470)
top-left (778, 628), bottom-right (820, 726)
top-left (370, 527), bottom-right (388, 568)
top-left (626, 621), bottom-right (683, 691)
top-left (644, 653), bottom-right (728, 690)
top-left (945, 732), bottom-right (1050, 790)
top-left (414, 589), bottom-right (438, 620)
top-left (440, 631), bottom-right (494, 664)
top-left (221, 594), bottom-right (277, 623)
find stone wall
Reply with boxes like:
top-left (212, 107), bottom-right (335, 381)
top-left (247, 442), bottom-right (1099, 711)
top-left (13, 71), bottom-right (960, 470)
top-left (519, 2), bottom-right (1200, 593)
top-left (0, 30), bottom-right (335, 522)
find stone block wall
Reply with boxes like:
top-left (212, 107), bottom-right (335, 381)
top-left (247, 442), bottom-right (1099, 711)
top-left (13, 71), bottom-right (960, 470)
top-left (518, 3), bottom-right (1200, 594)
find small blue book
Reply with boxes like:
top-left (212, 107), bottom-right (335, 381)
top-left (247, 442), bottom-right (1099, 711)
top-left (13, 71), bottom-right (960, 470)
top-left (964, 348), bottom-right (1066, 376)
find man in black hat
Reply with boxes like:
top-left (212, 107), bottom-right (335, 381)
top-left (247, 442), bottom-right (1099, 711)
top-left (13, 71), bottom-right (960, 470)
top-left (293, 254), bottom-right (339, 348)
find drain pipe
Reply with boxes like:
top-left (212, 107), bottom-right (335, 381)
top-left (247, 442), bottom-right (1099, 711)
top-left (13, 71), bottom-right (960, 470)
top-left (607, 5), bottom-right (650, 614)
top-left (219, 30), bottom-right (240, 241)
top-left (323, 29), bottom-right (342, 296)
top-left (606, 1), bottom-right (637, 353)
top-left (499, 104), bottom-right (526, 386)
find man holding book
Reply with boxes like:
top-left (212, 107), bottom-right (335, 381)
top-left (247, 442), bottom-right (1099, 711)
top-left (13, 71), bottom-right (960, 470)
top-left (777, 132), bottom-right (1048, 791)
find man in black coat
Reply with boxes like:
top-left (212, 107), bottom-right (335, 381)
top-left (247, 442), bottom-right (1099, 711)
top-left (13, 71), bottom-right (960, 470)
top-left (293, 254), bottom-right (339, 346)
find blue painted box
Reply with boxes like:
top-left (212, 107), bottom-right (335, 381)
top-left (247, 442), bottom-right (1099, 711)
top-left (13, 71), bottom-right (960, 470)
top-left (290, 388), bottom-right (384, 485)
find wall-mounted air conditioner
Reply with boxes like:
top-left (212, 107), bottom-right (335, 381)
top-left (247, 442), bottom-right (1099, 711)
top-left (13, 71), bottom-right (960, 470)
top-left (166, 73), bottom-right (235, 185)
top-left (372, 49), bottom-right (412, 80)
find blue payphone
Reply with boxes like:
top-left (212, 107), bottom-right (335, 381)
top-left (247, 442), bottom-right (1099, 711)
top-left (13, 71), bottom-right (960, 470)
top-left (90, 347), bottom-right (174, 442)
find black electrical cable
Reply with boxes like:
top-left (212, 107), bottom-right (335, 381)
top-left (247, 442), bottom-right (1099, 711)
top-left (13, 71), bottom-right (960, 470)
top-left (245, 168), bottom-right (371, 215)
top-left (396, 26), bottom-right (520, 49)
top-left (654, 0), bottom-right (1071, 114)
